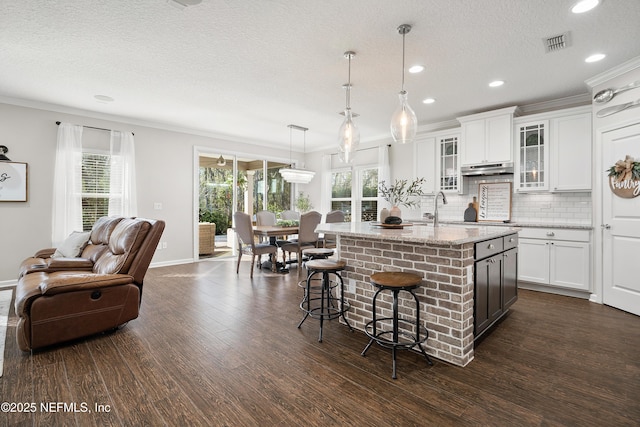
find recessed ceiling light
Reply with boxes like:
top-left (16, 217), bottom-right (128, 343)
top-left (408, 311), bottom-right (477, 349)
top-left (422, 98), bottom-right (436, 104)
top-left (585, 53), bottom-right (606, 63)
top-left (409, 65), bottom-right (425, 73)
top-left (571, 0), bottom-right (599, 13)
top-left (94, 95), bottom-right (114, 103)
top-left (489, 80), bottom-right (504, 88)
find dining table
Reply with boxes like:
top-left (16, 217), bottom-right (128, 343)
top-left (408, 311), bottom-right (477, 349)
top-left (253, 225), bottom-right (299, 273)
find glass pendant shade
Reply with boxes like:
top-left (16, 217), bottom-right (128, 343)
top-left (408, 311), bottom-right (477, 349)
top-left (390, 90), bottom-right (417, 144)
top-left (338, 108), bottom-right (360, 163)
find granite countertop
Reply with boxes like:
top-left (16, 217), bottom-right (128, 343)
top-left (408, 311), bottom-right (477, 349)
top-left (315, 222), bottom-right (521, 245)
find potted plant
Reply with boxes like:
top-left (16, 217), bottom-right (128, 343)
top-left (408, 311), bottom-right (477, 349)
top-left (378, 177), bottom-right (426, 218)
top-left (295, 191), bottom-right (313, 213)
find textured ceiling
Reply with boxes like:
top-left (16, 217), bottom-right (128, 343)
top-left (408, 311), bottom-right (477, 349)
top-left (1, 0), bottom-right (639, 152)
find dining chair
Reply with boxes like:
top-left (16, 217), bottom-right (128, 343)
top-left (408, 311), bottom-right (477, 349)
top-left (233, 211), bottom-right (278, 278)
top-left (281, 210), bottom-right (300, 221)
top-left (319, 209), bottom-right (345, 248)
top-left (281, 211), bottom-right (322, 274)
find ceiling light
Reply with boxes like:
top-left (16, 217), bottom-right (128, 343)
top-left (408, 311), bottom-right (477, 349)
top-left (423, 98), bottom-right (436, 104)
top-left (409, 65), bottom-right (424, 73)
top-left (390, 24), bottom-right (418, 144)
top-left (216, 155), bottom-right (226, 167)
top-left (585, 53), bottom-right (606, 63)
top-left (338, 51), bottom-right (360, 164)
top-left (489, 80), bottom-right (505, 87)
top-left (280, 125), bottom-right (315, 184)
top-left (571, 0), bottom-right (599, 13)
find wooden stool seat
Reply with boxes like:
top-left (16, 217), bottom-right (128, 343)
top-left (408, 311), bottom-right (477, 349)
top-left (370, 271), bottom-right (422, 289)
top-left (303, 248), bottom-right (335, 259)
top-left (305, 259), bottom-right (346, 271)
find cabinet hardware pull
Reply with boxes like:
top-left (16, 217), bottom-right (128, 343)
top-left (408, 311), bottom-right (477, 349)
top-left (488, 244), bottom-right (495, 249)
top-left (509, 238), bottom-right (514, 242)
top-left (602, 224), bottom-right (611, 229)
top-left (546, 232), bottom-right (555, 237)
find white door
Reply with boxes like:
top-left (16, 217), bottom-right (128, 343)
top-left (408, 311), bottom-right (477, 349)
top-left (602, 122), bottom-right (640, 316)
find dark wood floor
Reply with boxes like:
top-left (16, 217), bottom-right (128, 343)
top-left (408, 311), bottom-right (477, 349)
top-left (2, 255), bottom-right (640, 426)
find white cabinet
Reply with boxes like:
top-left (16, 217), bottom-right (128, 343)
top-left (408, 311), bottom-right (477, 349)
top-left (518, 228), bottom-right (591, 291)
top-left (514, 107), bottom-right (592, 193)
top-left (414, 136), bottom-right (436, 194)
top-left (458, 106), bottom-right (519, 166)
top-left (515, 120), bottom-right (549, 191)
top-left (550, 112), bottom-right (592, 192)
top-left (436, 132), bottom-right (461, 193)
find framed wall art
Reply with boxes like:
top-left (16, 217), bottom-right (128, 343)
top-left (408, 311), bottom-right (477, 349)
top-left (0, 161), bottom-right (28, 202)
top-left (477, 182), bottom-right (512, 222)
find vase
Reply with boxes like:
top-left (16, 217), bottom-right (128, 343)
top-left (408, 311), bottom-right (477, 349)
top-left (379, 208), bottom-right (389, 223)
top-left (389, 206), bottom-right (401, 218)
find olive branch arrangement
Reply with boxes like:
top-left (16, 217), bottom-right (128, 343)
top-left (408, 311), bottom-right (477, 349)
top-left (378, 177), bottom-right (426, 208)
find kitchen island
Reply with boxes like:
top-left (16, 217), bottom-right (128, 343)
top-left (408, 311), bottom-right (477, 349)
top-left (315, 221), bottom-right (520, 367)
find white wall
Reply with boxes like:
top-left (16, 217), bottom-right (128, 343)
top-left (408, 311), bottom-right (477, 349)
top-left (0, 102), bottom-right (296, 284)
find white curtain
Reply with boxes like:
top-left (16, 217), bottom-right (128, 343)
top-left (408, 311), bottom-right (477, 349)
top-left (52, 123), bottom-right (84, 246)
top-left (320, 154), bottom-right (332, 213)
top-left (378, 144), bottom-right (391, 209)
top-left (108, 130), bottom-right (138, 217)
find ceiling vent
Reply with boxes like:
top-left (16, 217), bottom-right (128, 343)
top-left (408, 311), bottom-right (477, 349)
top-left (544, 32), bottom-right (570, 53)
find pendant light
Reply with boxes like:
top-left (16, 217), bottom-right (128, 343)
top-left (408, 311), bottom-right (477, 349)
top-left (338, 51), bottom-right (360, 163)
top-left (279, 125), bottom-right (315, 184)
top-left (390, 24), bottom-right (418, 144)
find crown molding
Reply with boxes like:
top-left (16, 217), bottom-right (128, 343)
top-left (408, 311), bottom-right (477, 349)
top-left (585, 55), bottom-right (640, 88)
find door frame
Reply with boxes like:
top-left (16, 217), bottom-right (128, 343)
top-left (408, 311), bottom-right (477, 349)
top-left (192, 145), bottom-right (294, 261)
top-left (592, 116), bottom-right (640, 305)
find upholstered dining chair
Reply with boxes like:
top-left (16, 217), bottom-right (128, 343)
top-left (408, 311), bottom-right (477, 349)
top-left (234, 211), bottom-right (278, 278)
top-left (281, 210), bottom-right (300, 221)
top-left (319, 209), bottom-right (345, 248)
top-left (281, 211), bottom-right (322, 274)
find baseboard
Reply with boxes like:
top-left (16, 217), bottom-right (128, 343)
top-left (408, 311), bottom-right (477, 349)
top-left (149, 258), bottom-right (195, 269)
top-left (518, 282), bottom-right (591, 300)
top-left (0, 280), bottom-right (17, 290)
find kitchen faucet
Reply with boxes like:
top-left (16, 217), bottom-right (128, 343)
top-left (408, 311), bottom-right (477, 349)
top-left (433, 191), bottom-right (448, 227)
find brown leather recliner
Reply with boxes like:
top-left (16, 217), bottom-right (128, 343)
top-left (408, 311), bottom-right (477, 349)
top-left (14, 216), bottom-right (165, 351)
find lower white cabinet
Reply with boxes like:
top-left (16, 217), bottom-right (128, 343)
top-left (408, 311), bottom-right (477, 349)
top-left (518, 228), bottom-right (591, 291)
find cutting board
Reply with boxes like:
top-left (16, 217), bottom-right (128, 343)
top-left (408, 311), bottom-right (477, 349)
top-left (464, 202), bottom-right (477, 222)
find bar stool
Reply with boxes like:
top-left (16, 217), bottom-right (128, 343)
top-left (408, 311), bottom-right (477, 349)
top-left (298, 247), bottom-right (335, 294)
top-left (361, 271), bottom-right (433, 379)
top-left (298, 259), bottom-right (353, 342)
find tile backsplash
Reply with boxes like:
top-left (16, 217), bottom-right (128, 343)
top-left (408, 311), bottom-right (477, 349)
top-left (407, 175), bottom-right (592, 225)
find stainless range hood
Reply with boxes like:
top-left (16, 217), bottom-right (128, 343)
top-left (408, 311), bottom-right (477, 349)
top-left (460, 162), bottom-right (514, 176)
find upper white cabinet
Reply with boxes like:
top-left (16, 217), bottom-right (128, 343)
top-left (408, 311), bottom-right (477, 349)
top-left (514, 106), bottom-right (591, 193)
top-left (550, 112), bottom-right (592, 192)
top-left (414, 135), bottom-right (437, 195)
top-left (458, 106), bottom-right (519, 166)
top-left (437, 132), bottom-right (461, 193)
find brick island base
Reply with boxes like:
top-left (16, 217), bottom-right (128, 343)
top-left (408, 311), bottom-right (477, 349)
top-left (337, 235), bottom-right (476, 367)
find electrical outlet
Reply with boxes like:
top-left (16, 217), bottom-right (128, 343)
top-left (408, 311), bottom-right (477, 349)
top-left (162, 242), bottom-right (167, 249)
top-left (154, 202), bottom-right (162, 210)
top-left (347, 278), bottom-right (355, 294)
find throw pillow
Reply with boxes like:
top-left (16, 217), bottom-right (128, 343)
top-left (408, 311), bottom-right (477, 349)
top-left (52, 231), bottom-right (91, 258)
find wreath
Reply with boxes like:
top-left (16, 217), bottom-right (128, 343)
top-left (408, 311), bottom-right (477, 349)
top-left (607, 155), bottom-right (640, 182)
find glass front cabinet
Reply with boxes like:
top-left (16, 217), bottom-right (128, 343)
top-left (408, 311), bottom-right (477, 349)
top-left (515, 120), bottom-right (549, 192)
top-left (438, 133), bottom-right (460, 192)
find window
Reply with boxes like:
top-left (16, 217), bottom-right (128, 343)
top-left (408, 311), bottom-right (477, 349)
top-left (331, 170), bottom-right (352, 221)
top-left (81, 152), bottom-right (111, 231)
top-left (330, 166), bottom-right (378, 222)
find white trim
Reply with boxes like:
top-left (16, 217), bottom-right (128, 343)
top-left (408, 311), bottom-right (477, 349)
top-left (150, 258), bottom-right (195, 269)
